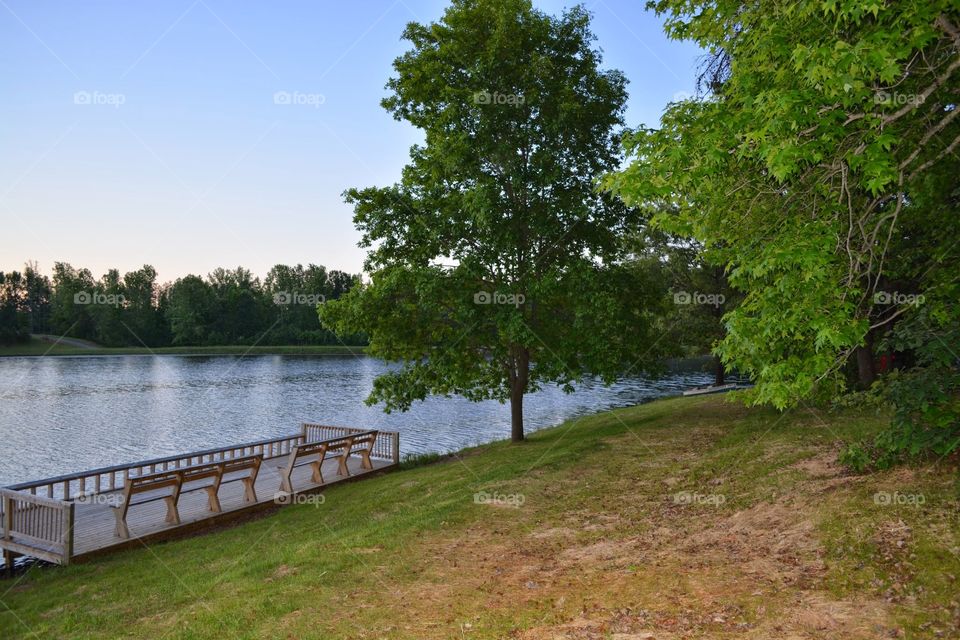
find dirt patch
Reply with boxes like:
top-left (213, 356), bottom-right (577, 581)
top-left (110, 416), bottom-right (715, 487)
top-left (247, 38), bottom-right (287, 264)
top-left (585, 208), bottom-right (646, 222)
top-left (367, 426), bottom-right (900, 639)
top-left (790, 451), bottom-right (842, 478)
top-left (529, 527), bottom-right (578, 540)
top-left (752, 592), bottom-right (895, 639)
top-left (266, 563), bottom-right (298, 581)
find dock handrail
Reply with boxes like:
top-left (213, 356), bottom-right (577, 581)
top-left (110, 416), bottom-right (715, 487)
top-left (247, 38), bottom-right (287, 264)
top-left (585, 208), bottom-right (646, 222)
top-left (2, 424), bottom-right (399, 567)
top-left (4, 433), bottom-right (308, 501)
top-left (302, 424), bottom-right (399, 463)
top-left (5, 427), bottom-right (400, 502)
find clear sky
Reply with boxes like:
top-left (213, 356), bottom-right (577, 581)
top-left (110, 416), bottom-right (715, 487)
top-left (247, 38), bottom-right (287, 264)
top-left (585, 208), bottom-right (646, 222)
top-left (0, 0), bottom-right (702, 283)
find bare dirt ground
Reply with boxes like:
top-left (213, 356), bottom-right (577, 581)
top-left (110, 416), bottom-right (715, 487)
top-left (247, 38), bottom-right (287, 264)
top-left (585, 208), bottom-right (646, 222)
top-left (370, 409), bottom-right (940, 639)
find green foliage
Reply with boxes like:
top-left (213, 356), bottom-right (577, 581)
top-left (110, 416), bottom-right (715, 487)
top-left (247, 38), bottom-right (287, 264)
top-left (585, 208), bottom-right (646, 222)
top-left (838, 442), bottom-right (872, 473)
top-left (607, 0), bottom-right (960, 462)
top-left (23, 262), bottom-right (363, 348)
top-left (321, 0), bottom-right (668, 440)
top-left (0, 265), bottom-right (49, 345)
top-left (398, 451), bottom-right (445, 470)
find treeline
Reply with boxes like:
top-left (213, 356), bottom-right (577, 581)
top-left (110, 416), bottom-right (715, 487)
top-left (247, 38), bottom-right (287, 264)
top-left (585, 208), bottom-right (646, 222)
top-left (0, 262), bottom-right (364, 347)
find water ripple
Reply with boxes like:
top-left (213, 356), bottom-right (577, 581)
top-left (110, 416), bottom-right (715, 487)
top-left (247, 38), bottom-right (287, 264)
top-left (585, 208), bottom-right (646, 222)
top-left (0, 355), bottom-right (722, 486)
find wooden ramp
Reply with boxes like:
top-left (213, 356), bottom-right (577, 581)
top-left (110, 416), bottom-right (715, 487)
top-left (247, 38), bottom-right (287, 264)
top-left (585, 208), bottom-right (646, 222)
top-left (1, 425), bottom-right (399, 565)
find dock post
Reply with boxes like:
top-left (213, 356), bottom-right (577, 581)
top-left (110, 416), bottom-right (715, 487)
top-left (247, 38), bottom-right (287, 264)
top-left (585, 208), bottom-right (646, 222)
top-left (2, 494), bottom-right (12, 577)
top-left (62, 502), bottom-right (75, 565)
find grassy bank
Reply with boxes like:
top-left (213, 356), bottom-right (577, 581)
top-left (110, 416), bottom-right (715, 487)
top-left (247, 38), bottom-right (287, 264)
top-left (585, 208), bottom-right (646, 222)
top-left (2, 396), bottom-right (957, 639)
top-left (0, 338), bottom-right (366, 357)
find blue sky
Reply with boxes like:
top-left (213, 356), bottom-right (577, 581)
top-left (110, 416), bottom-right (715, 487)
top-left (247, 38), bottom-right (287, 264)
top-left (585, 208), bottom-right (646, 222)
top-left (0, 0), bottom-right (702, 282)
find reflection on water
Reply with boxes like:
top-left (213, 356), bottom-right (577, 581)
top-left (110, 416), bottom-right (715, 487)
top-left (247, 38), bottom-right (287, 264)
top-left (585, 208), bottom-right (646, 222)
top-left (0, 354), bottom-right (720, 486)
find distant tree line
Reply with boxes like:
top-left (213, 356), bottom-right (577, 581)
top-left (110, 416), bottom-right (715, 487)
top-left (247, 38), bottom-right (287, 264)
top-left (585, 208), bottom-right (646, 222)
top-left (0, 262), bottom-right (364, 347)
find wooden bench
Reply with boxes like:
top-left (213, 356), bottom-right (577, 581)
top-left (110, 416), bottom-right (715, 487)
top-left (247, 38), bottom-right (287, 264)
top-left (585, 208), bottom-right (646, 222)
top-left (279, 431), bottom-right (378, 494)
top-left (110, 454), bottom-right (262, 538)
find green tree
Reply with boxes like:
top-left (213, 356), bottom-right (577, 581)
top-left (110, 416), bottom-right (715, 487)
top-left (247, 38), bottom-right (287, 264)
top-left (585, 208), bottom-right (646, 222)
top-left (629, 230), bottom-right (738, 385)
top-left (321, 0), bottom-right (664, 441)
top-left (0, 271), bottom-right (30, 344)
top-left (22, 261), bottom-right (51, 334)
top-left (122, 265), bottom-right (165, 346)
top-left (89, 269), bottom-right (125, 346)
top-left (607, 1), bottom-right (959, 463)
top-left (49, 262), bottom-right (97, 340)
top-left (166, 275), bottom-right (217, 346)
top-left (208, 267), bottom-right (266, 344)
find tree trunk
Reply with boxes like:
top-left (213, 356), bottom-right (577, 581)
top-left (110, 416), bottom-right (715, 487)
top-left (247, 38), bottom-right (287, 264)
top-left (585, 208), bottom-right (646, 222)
top-left (854, 327), bottom-right (877, 388)
top-left (509, 346), bottom-right (529, 442)
top-left (510, 383), bottom-right (524, 442)
top-left (855, 344), bottom-right (876, 389)
top-left (713, 354), bottom-right (725, 386)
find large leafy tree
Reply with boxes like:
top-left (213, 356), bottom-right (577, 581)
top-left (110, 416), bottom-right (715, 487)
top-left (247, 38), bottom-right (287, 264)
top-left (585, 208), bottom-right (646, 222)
top-left (632, 231), bottom-right (739, 385)
top-left (607, 1), bottom-right (959, 463)
top-left (321, 0), bottom-right (664, 441)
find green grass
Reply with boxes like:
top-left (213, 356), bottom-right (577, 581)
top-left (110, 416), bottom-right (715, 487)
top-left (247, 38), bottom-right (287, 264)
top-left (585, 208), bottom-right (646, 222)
top-left (0, 338), bottom-right (366, 357)
top-left (1, 395), bottom-right (957, 639)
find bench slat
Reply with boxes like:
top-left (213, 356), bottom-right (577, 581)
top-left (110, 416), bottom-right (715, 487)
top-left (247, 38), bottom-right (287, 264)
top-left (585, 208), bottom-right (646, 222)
top-left (111, 454), bottom-right (263, 538)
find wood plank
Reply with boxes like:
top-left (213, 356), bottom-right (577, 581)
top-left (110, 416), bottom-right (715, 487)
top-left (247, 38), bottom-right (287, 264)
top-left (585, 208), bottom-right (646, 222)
top-left (66, 453), bottom-right (392, 556)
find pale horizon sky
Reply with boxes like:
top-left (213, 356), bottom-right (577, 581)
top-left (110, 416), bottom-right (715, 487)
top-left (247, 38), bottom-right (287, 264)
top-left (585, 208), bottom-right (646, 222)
top-left (0, 0), bottom-right (702, 284)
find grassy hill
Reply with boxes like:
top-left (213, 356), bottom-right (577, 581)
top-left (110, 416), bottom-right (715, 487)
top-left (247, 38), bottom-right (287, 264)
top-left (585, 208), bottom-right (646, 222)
top-left (1, 395), bottom-right (957, 639)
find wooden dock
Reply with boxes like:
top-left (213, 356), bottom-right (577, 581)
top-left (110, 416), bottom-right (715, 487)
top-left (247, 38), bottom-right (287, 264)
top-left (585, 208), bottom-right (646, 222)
top-left (1, 424), bottom-right (399, 566)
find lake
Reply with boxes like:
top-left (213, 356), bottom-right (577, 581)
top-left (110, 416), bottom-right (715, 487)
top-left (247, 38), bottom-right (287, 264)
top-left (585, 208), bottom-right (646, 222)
top-left (0, 354), bottom-right (718, 487)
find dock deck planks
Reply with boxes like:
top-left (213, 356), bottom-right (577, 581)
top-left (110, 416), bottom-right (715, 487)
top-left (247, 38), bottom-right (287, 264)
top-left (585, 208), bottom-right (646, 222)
top-left (69, 452), bottom-right (391, 557)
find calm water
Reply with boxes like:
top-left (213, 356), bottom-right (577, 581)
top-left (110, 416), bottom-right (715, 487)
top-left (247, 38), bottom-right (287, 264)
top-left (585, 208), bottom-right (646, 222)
top-left (0, 355), bottom-right (717, 487)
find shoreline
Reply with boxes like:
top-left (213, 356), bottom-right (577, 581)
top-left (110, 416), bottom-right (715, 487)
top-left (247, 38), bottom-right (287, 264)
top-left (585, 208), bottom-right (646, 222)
top-left (3, 395), bottom-right (955, 638)
top-left (0, 343), bottom-right (368, 357)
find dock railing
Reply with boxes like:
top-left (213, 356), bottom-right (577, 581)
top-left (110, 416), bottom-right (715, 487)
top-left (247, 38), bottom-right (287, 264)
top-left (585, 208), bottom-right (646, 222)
top-left (2, 425), bottom-right (399, 565)
top-left (5, 432), bottom-right (308, 501)
top-left (301, 424), bottom-right (400, 463)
